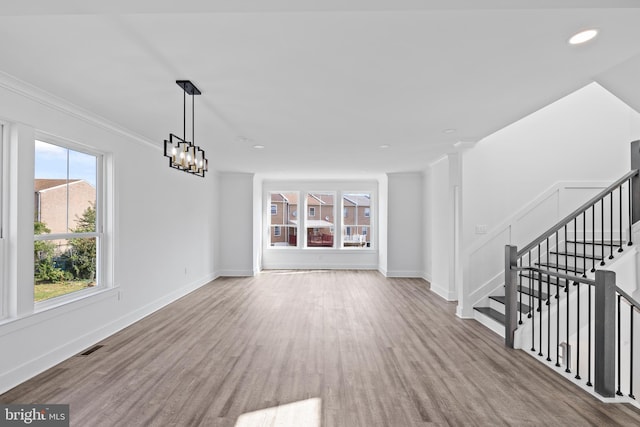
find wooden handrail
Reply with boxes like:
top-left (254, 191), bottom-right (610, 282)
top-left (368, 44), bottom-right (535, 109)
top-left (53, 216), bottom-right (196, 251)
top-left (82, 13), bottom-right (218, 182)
top-left (517, 169), bottom-right (638, 258)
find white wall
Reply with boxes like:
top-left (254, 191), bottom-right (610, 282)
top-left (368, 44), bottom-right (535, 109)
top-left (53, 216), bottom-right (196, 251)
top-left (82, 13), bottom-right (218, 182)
top-left (387, 172), bottom-right (423, 277)
top-left (0, 74), bottom-right (217, 394)
top-left (427, 158), bottom-right (451, 295)
top-left (463, 83), bottom-right (640, 249)
top-left (457, 83), bottom-right (640, 316)
top-left (218, 172), bottom-right (255, 276)
top-left (422, 168), bottom-right (432, 282)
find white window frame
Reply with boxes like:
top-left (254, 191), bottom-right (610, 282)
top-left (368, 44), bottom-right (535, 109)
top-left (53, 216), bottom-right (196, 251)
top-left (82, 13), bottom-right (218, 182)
top-left (271, 204), bottom-right (277, 215)
top-left (33, 136), bottom-right (107, 307)
top-left (364, 207), bottom-right (370, 218)
top-left (341, 192), bottom-right (373, 249)
top-left (274, 226), bottom-right (281, 237)
top-left (263, 183), bottom-right (376, 254)
top-left (309, 206), bottom-right (316, 217)
top-left (267, 191), bottom-right (299, 248)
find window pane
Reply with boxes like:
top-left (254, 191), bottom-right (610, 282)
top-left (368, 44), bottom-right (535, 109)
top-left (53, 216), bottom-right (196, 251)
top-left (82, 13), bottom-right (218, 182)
top-left (34, 141), bottom-right (97, 234)
top-left (306, 192), bottom-right (335, 248)
top-left (269, 192), bottom-right (298, 247)
top-left (34, 140), bottom-right (99, 303)
top-left (343, 193), bottom-right (371, 248)
top-left (34, 237), bottom-right (97, 302)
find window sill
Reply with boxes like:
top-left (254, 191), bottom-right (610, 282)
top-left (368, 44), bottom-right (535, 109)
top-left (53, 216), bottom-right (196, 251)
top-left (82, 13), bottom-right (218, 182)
top-left (0, 286), bottom-right (119, 338)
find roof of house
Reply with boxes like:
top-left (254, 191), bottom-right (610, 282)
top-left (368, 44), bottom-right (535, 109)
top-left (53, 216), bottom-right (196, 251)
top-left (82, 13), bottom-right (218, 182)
top-left (343, 195), bottom-right (371, 207)
top-left (34, 179), bottom-right (82, 192)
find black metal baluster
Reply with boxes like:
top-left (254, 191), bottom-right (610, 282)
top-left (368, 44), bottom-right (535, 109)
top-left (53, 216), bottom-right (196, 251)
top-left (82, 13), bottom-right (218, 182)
top-left (592, 205), bottom-right (596, 273)
top-left (518, 257), bottom-right (523, 325)
top-left (629, 179), bottom-right (634, 246)
top-left (538, 269), bottom-right (543, 357)
top-left (619, 186), bottom-right (624, 252)
top-left (601, 199), bottom-right (606, 266)
top-left (587, 284), bottom-right (592, 387)
top-left (574, 219), bottom-right (578, 275)
top-left (617, 295), bottom-right (623, 396)
top-left (556, 230), bottom-right (560, 299)
top-left (610, 192), bottom-right (614, 260)
top-left (583, 212), bottom-right (587, 277)
top-left (556, 231), bottom-right (561, 367)
top-left (531, 253), bottom-right (535, 352)
top-left (630, 304), bottom-right (635, 399)
top-left (566, 273), bottom-right (571, 373)
top-left (547, 238), bottom-right (551, 361)
top-left (528, 252), bottom-right (533, 319)
top-left (565, 225), bottom-right (569, 294)
top-left (575, 280), bottom-right (581, 380)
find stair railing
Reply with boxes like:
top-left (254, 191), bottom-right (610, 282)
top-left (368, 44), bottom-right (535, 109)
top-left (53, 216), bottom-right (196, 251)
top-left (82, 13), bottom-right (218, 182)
top-left (506, 257), bottom-right (640, 399)
top-left (503, 141), bottom-right (640, 399)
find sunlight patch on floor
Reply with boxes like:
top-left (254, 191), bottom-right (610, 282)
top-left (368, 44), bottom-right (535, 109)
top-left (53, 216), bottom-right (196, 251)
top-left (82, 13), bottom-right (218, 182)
top-left (234, 398), bottom-right (321, 427)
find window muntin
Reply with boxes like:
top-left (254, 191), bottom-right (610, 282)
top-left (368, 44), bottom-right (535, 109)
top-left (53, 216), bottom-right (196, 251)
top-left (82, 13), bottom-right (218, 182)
top-left (34, 140), bottom-right (101, 302)
top-left (306, 192), bottom-right (335, 248)
top-left (342, 193), bottom-right (372, 248)
top-left (268, 192), bottom-right (298, 247)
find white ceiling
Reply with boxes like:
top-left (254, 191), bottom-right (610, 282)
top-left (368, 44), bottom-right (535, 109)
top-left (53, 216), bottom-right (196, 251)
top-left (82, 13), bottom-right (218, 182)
top-left (1, 1), bottom-right (640, 176)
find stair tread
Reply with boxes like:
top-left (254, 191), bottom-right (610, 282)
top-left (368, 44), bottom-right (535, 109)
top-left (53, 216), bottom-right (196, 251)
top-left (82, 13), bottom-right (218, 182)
top-left (519, 272), bottom-right (565, 287)
top-left (535, 262), bottom-right (587, 273)
top-left (550, 251), bottom-right (601, 260)
top-left (474, 307), bottom-right (505, 325)
top-left (490, 295), bottom-right (533, 314)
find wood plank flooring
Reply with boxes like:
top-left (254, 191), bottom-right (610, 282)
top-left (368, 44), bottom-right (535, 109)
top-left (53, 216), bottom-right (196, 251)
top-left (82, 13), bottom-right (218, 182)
top-left (3, 270), bottom-right (640, 426)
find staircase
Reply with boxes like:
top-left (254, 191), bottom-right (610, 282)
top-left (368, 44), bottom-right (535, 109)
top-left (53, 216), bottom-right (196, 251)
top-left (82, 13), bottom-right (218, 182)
top-left (473, 240), bottom-right (623, 333)
top-left (470, 141), bottom-right (640, 402)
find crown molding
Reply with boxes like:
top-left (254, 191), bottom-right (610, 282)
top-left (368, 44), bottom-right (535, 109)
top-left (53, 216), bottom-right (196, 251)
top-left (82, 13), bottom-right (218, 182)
top-left (0, 70), bottom-right (161, 152)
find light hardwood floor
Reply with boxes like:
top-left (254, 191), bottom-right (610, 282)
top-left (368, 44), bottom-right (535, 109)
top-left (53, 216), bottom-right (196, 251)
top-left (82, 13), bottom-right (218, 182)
top-left (3, 270), bottom-right (640, 426)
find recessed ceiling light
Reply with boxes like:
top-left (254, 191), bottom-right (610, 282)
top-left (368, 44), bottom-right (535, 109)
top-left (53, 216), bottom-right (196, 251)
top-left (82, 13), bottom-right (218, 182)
top-left (252, 144), bottom-right (265, 149)
top-left (569, 29), bottom-right (598, 45)
top-left (379, 144), bottom-right (390, 149)
top-left (443, 129), bottom-right (456, 134)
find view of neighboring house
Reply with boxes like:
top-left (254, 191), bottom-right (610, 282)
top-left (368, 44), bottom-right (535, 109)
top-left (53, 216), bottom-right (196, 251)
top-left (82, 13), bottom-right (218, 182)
top-left (34, 179), bottom-right (96, 234)
top-left (269, 192), bottom-right (371, 247)
top-left (270, 192), bottom-right (299, 246)
top-left (343, 194), bottom-right (371, 247)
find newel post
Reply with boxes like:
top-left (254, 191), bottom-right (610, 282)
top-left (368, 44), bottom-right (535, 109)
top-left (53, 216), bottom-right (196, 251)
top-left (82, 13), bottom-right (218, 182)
top-left (631, 140), bottom-right (640, 226)
top-left (505, 245), bottom-right (518, 348)
top-left (594, 270), bottom-right (616, 397)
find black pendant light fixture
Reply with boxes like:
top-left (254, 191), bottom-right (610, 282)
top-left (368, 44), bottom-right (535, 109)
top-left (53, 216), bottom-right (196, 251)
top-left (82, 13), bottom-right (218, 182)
top-left (164, 80), bottom-right (209, 177)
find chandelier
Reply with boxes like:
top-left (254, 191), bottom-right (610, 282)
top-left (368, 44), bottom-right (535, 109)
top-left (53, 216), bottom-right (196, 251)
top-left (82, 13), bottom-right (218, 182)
top-left (163, 80), bottom-right (209, 177)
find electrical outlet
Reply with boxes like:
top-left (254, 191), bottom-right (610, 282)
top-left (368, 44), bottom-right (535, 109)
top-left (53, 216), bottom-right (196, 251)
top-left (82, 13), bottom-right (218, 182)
top-left (475, 224), bottom-right (488, 234)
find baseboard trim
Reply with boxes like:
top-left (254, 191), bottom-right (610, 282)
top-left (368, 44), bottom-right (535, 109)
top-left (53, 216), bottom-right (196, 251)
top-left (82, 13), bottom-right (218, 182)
top-left (385, 270), bottom-right (423, 278)
top-left (0, 272), bottom-right (216, 395)
top-left (429, 281), bottom-right (457, 301)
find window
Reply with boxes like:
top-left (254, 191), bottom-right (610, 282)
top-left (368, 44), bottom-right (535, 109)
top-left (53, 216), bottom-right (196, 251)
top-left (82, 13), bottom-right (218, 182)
top-left (343, 207), bottom-right (348, 218)
top-left (34, 140), bottom-right (102, 302)
top-left (306, 192), bottom-right (335, 248)
top-left (342, 193), bottom-right (372, 248)
top-left (268, 192), bottom-right (298, 247)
